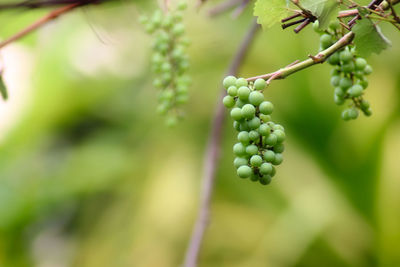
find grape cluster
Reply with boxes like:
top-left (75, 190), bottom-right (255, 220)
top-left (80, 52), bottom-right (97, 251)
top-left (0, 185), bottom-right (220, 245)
top-left (222, 76), bottom-right (286, 185)
top-left (315, 20), bottom-right (373, 121)
top-left (140, 1), bottom-right (190, 126)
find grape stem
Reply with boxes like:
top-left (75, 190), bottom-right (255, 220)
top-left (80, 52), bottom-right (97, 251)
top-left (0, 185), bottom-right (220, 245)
top-left (246, 31), bottom-right (355, 83)
top-left (183, 19), bottom-right (260, 267)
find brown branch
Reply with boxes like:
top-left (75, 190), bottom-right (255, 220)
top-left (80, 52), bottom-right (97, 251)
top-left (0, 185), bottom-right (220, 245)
top-left (0, 3), bottom-right (80, 50)
top-left (183, 19), bottom-right (260, 267)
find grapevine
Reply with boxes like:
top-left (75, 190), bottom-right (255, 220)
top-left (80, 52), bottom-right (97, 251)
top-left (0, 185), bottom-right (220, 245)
top-left (140, 1), bottom-right (191, 126)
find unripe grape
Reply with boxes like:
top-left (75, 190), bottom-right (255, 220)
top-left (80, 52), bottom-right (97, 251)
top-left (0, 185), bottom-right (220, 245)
top-left (263, 150), bottom-right (275, 162)
top-left (223, 76), bottom-right (237, 89)
top-left (258, 123), bottom-right (271, 136)
top-left (339, 77), bottom-right (352, 89)
top-left (265, 134), bottom-right (278, 146)
top-left (329, 20), bottom-right (340, 31)
top-left (233, 143), bottom-right (246, 156)
top-left (364, 65), bottom-right (373, 75)
top-left (355, 58), bottom-right (367, 70)
top-left (259, 175), bottom-right (272, 185)
top-left (227, 86), bottom-right (238, 96)
top-left (334, 94), bottom-right (345, 105)
top-left (348, 107), bottom-right (359, 119)
top-left (259, 162), bottom-right (273, 175)
top-left (313, 20), bottom-right (320, 32)
top-left (250, 174), bottom-right (259, 182)
top-left (348, 84), bottom-right (363, 97)
top-left (238, 86), bottom-right (250, 101)
top-left (334, 87), bottom-right (345, 97)
top-left (359, 79), bottom-right (368, 89)
top-left (237, 165), bottom-right (252, 178)
top-left (249, 130), bottom-right (260, 141)
top-left (238, 131), bottom-right (250, 144)
top-left (230, 107), bottom-right (243, 121)
top-left (233, 121), bottom-right (240, 131)
top-left (340, 50), bottom-right (353, 63)
top-left (274, 143), bottom-right (285, 153)
top-left (273, 153), bottom-right (283, 165)
top-left (236, 99), bottom-right (246, 108)
top-left (172, 24), bottom-right (185, 36)
top-left (176, 95), bottom-right (188, 104)
top-left (274, 130), bottom-right (286, 143)
top-left (260, 114), bottom-right (271, 122)
top-left (249, 91), bottom-right (264, 106)
top-left (239, 121), bottom-right (250, 131)
top-left (223, 95), bottom-right (235, 108)
top-left (259, 101), bottom-right (274, 115)
top-left (328, 52), bottom-right (340, 65)
top-left (246, 144), bottom-right (258, 156)
top-left (254, 78), bottom-right (266, 91)
top-left (331, 75), bottom-right (341, 87)
top-left (236, 78), bottom-right (248, 87)
top-left (241, 104), bottom-right (256, 119)
top-left (270, 166), bottom-right (276, 177)
top-left (342, 61), bottom-right (355, 73)
top-left (360, 99), bottom-right (370, 110)
top-left (273, 124), bottom-right (284, 131)
top-left (341, 109), bottom-right (351, 121)
top-left (248, 117), bottom-right (261, 129)
top-left (364, 108), bottom-right (372, 116)
top-left (320, 34), bottom-right (333, 49)
top-left (250, 155), bottom-right (263, 167)
top-left (234, 157), bottom-right (248, 168)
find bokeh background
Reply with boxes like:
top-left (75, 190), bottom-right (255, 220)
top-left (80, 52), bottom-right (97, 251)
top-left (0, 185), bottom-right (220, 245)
top-left (0, 0), bottom-right (399, 266)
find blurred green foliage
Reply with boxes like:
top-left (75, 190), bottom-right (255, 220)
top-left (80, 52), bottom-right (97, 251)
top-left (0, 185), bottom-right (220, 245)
top-left (0, 1), bottom-right (399, 267)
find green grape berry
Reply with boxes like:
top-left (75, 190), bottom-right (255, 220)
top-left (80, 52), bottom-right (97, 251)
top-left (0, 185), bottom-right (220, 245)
top-left (227, 86), bottom-right (238, 96)
top-left (223, 76), bottom-right (237, 89)
top-left (258, 123), bottom-right (271, 136)
top-left (238, 131), bottom-right (250, 144)
top-left (355, 58), bottom-right (367, 70)
top-left (238, 86), bottom-right (250, 101)
top-left (230, 107), bottom-right (243, 121)
top-left (265, 134), bottom-right (278, 146)
top-left (259, 162), bottom-right (273, 175)
top-left (249, 91), bottom-right (264, 106)
top-left (233, 143), bottom-right (246, 156)
top-left (249, 130), bottom-right (260, 141)
top-left (340, 50), bottom-right (353, 63)
top-left (250, 155), bottom-right (263, 167)
top-left (259, 101), bottom-right (274, 115)
top-left (237, 165), bottom-right (252, 178)
top-left (236, 78), bottom-right (248, 87)
top-left (259, 175), bottom-right (272, 185)
top-left (348, 84), bottom-right (363, 97)
top-left (263, 150), bottom-right (275, 162)
top-left (223, 95), bottom-right (235, 108)
top-left (246, 144), bottom-right (258, 156)
top-left (273, 153), bottom-right (283, 165)
top-left (254, 78), bottom-right (266, 91)
top-left (234, 157), bottom-right (248, 168)
top-left (320, 34), bottom-right (333, 49)
top-left (241, 104), bottom-right (256, 119)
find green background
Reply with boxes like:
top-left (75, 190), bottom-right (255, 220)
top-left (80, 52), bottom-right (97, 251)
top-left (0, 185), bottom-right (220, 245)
top-left (0, 0), bottom-right (399, 266)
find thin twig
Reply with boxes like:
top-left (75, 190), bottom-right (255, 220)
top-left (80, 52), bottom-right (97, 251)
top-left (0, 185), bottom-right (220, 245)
top-left (183, 19), bottom-right (260, 267)
top-left (0, 3), bottom-right (80, 50)
top-left (246, 31), bottom-right (355, 82)
top-left (208, 0), bottom-right (242, 17)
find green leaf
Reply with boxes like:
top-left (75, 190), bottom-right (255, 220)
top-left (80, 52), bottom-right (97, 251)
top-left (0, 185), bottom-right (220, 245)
top-left (0, 75), bottom-right (7, 101)
top-left (352, 18), bottom-right (391, 57)
top-left (254, 0), bottom-right (289, 29)
top-left (302, 0), bottom-right (339, 30)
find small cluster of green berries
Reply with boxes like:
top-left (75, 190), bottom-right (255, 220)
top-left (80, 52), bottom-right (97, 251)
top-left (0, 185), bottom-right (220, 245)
top-left (314, 20), bottom-right (373, 121)
top-left (222, 76), bottom-right (286, 185)
top-left (140, 1), bottom-right (190, 126)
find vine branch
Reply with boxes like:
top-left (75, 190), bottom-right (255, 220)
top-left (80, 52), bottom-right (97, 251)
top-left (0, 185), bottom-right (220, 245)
top-left (0, 3), bottom-right (80, 50)
top-left (246, 31), bottom-right (354, 83)
top-left (183, 19), bottom-right (260, 267)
